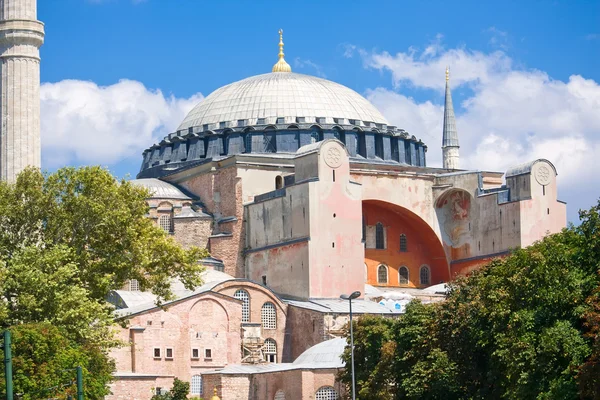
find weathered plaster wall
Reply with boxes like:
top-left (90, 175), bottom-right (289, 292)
top-left (308, 141), bottom-right (364, 299)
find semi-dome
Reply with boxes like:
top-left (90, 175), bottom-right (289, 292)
top-left (130, 178), bottom-right (191, 200)
top-left (177, 72), bottom-right (389, 131)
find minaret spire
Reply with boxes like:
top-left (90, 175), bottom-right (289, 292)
top-left (442, 66), bottom-right (460, 169)
top-left (0, 0), bottom-right (44, 181)
top-left (272, 29), bottom-right (291, 73)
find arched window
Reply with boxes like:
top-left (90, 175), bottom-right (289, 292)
top-left (377, 265), bottom-right (388, 284)
top-left (357, 131), bottom-right (366, 157)
top-left (420, 265), bottom-right (430, 286)
top-left (261, 302), bottom-right (276, 329)
top-left (375, 222), bottom-right (385, 249)
top-left (129, 279), bottom-right (140, 291)
top-left (315, 386), bottom-right (338, 400)
top-left (274, 390), bottom-right (286, 400)
top-left (400, 234), bottom-right (408, 252)
top-left (159, 214), bottom-right (172, 233)
top-left (234, 289), bottom-right (250, 323)
top-left (190, 375), bottom-right (203, 396)
top-left (244, 133), bottom-right (252, 153)
top-left (399, 266), bottom-right (409, 285)
top-left (310, 129), bottom-right (322, 144)
top-left (264, 338), bottom-right (277, 363)
top-left (275, 175), bottom-right (284, 189)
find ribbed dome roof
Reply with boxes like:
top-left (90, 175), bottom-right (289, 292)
top-left (177, 72), bottom-right (389, 131)
top-left (129, 178), bottom-right (191, 200)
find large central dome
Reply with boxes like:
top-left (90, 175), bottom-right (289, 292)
top-left (177, 72), bottom-right (389, 131)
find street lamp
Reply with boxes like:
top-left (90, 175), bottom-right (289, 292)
top-left (340, 290), bottom-right (361, 400)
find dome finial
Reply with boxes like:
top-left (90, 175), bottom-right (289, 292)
top-left (272, 29), bottom-right (292, 73)
top-left (446, 66), bottom-right (450, 82)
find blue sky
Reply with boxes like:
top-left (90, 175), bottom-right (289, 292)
top-left (38, 0), bottom-right (599, 223)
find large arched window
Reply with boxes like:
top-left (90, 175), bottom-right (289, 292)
top-left (315, 386), bottom-right (338, 400)
top-left (159, 214), bottom-right (172, 233)
top-left (264, 338), bottom-right (277, 363)
top-left (420, 265), bottom-right (430, 286)
top-left (234, 289), bottom-right (250, 323)
top-left (261, 302), bottom-right (277, 329)
top-left (190, 375), bottom-right (202, 396)
top-left (400, 234), bottom-right (408, 252)
top-left (274, 390), bottom-right (286, 400)
top-left (375, 222), bottom-right (385, 249)
top-left (263, 132), bottom-right (277, 153)
top-left (377, 265), bottom-right (388, 284)
top-left (399, 266), bottom-right (409, 285)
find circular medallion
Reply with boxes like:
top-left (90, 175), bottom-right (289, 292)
top-left (324, 147), bottom-right (343, 168)
top-left (535, 164), bottom-right (552, 186)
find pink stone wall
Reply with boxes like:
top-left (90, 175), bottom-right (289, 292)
top-left (214, 281), bottom-right (288, 363)
top-left (107, 292), bottom-right (242, 400)
top-left (176, 166), bottom-right (245, 277)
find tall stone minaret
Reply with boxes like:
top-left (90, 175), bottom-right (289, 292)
top-left (442, 67), bottom-right (460, 170)
top-left (0, 0), bottom-right (44, 182)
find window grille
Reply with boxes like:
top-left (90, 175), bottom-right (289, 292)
top-left (400, 234), bottom-right (408, 252)
top-left (264, 338), bottom-right (277, 363)
top-left (315, 386), bottom-right (338, 400)
top-left (191, 348), bottom-right (199, 359)
top-left (153, 348), bottom-right (161, 358)
top-left (205, 348), bottom-right (212, 359)
top-left (159, 214), bottom-right (172, 233)
top-left (263, 133), bottom-right (277, 153)
top-left (420, 265), bottom-right (430, 286)
top-left (274, 390), bottom-right (286, 400)
top-left (375, 222), bottom-right (385, 249)
top-left (399, 266), bottom-right (409, 285)
top-left (191, 375), bottom-right (203, 395)
top-left (234, 289), bottom-right (251, 323)
top-left (129, 279), bottom-right (139, 291)
top-left (378, 265), bottom-right (388, 284)
top-left (244, 133), bottom-right (252, 153)
top-left (261, 302), bottom-right (277, 329)
top-left (310, 130), bottom-right (321, 144)
top-left (165, 348), bottom-right (173, 359)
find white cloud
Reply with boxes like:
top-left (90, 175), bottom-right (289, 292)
top-left (40, 79), bottom-right (203, 167)
top-left (294, 58), bottom-right (326, 78)
top-left (356, 40), bottom-right (600, 220)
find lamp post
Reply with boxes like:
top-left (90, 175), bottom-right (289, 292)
top-left (340, 291), bottom-right (361, 400)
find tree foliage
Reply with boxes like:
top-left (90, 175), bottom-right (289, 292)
top-left (0, 323), bottom-right (114, 400)
top-left (151, 378), bottom-right (190, 400)
top-left (0, 167), bottom-right (208, 397)
top-left (341, 199), bottom-right (600, 399)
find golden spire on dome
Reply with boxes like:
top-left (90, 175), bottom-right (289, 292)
top-left (446, 66), bottom-right (450, 82)
top-left (272, 29), bottom-right (292, 73)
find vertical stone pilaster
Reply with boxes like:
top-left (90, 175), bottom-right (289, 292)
top-left (0, 0), bottom-right (44, 182)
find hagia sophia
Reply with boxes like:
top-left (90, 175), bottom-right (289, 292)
top-left (0, 1), bottom-right (566, 399)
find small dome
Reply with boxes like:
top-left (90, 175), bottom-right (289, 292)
top-left (292, 337), bottom-right (346, 368)
top-left (177, 72), bottom-right (389, 131)
top-left (130, 178), bottom-right (191, 200)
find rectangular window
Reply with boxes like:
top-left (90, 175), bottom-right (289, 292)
top-left (205, 349), bottom-right (212, 359)
top-left (191, 348), bottom-right (199, 359)
top-left (165, 348), bottom-right (173, 359)
top-left (153, 348), bottom-right (161, 359)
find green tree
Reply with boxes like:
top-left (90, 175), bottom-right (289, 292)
top-left (0, 323), bottom-right (114, 400)
top-left (151, 378), bottom-right (190, 400)
top-left (342, 199), bottom-right (600, 399)
top-left (0, 166), bottom-right (207, 345)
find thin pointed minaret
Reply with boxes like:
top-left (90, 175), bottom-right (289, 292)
top-left (442, 67), bottom-right (459, 169)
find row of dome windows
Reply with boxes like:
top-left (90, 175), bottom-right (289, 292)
top-left (142, 128), bottom-right (426, 172)
top-left (377, 264), bottom-right (430, 286)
